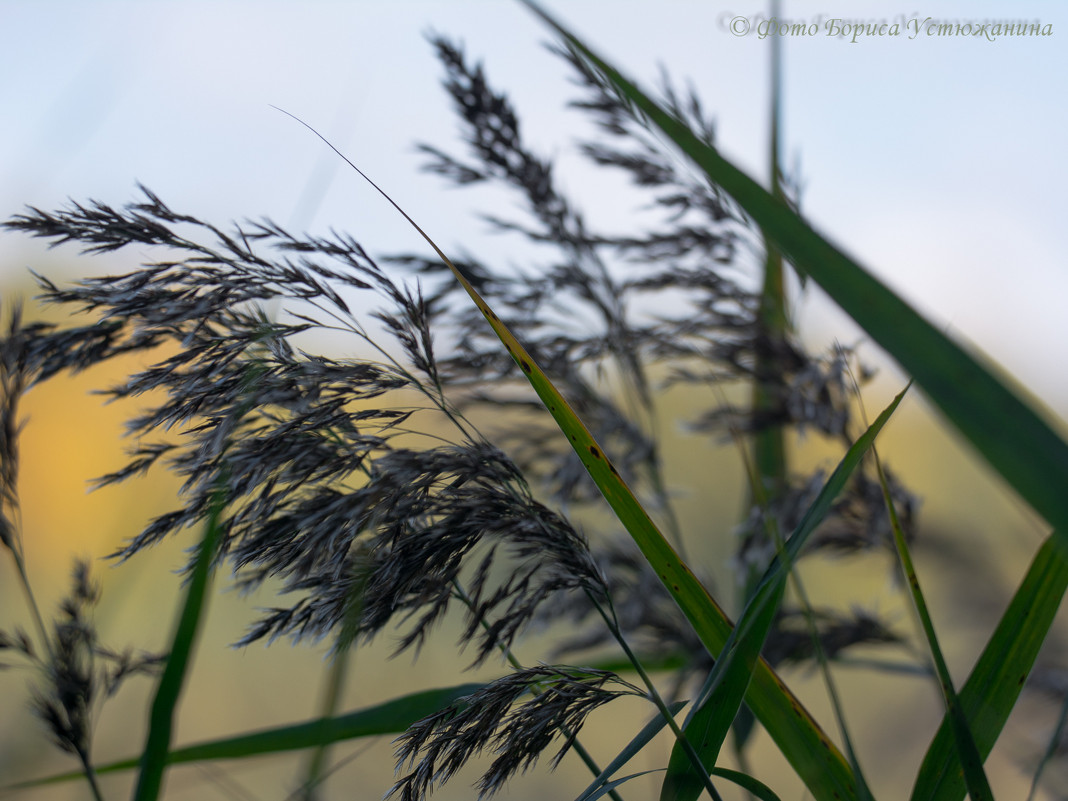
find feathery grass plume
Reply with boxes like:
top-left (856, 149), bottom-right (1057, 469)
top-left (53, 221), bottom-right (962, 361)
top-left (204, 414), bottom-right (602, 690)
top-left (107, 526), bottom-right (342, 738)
top-left (0, 28), bottom-right (929, 800)
top-left (0, 558), bottom-right (163, 797)
top-left (395, 34), bottom-right (915, 668)
top-left (2, 304), bottom-right (162, 796)
top-left (0, 302), bottom-right (27, 554)
top-left (27, 561), bottom-right (103, 759)
top-left (0, 302), bottom-right (58, 554)
top-left (390, 666), bottom-right (644, 801)
top-left (4, 188), bottom-right (612, 671)
top-left (402, 35), bottom-right (915, 526)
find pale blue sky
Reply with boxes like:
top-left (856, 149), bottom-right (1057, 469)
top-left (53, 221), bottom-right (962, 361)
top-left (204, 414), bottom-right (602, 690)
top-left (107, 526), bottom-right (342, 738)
top-left (2, 0), bottom-right (1065, 410)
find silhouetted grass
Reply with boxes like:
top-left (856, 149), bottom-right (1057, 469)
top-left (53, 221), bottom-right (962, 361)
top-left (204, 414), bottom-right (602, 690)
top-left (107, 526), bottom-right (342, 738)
top-left (2, 6), bottom-right (1066, 801)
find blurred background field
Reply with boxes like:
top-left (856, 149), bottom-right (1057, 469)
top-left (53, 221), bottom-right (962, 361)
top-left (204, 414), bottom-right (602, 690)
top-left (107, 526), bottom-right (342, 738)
top-left (2, 1), bottom-right (1067, 799)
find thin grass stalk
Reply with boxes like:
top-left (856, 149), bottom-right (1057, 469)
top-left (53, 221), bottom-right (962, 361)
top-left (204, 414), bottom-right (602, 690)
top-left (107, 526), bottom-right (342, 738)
top-left (9, 548), bottom-right (53, 667)
top-left (299, 567), bottom-right (368, 799)
top-left (1025, 691), bottom-right (1068, 801)
top-left (575, 702), bottom-right (686, 801)
top-left (837, 349), bottom-right (994, 801)
top-left (133, 479), bottom-right (226, 801)
top-left (285, 747), bottom-right (377, 801)
top-left (2, 325), bottom-right (102, 798)
top-left (588, 596), bottom-right (725, 801)
top-left (871, 443), bottom-right (993, 801)
top-left (910, 530), bottom-right (1068, 801)
top-left (60, 737), bottom-right (105, 801)
top-left (362, 215), bottom-right (729, 801)
top-left (779, 555), bottom-right (875, 801)
top-left (748, 0), bottom-right (790, 538)
top-left (738, 29), bottom-right (790, 772)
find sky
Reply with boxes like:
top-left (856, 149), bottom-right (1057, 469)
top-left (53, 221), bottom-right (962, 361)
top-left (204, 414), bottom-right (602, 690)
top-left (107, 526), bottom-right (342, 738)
top-left (2, 0), bottom-right (1066, 412)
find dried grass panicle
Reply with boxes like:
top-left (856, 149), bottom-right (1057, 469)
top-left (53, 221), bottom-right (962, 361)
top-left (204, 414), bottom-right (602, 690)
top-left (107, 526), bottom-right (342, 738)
top-left (28, 561), bottom-right (101, 756)
top-left (1, 560), bottom-right (163, 761)
top-left (394, 37), bottom-right (750, 508)
top-left (390, 666), bottom-right (642, 801)
top-left (234, 439), bottom-right (609, 664)
top-left (397, 36), bottom-right (889, 514)
top-left (388, 33), bottom-right (916, 679)
top-left (0, 30), bottom-right (929, 795)
top-left (4, 189), bottom-right (610, 665)
top-left (0, 303), bottom-right (30, 551)
top-left (763, 606), bottom-right (901, 666)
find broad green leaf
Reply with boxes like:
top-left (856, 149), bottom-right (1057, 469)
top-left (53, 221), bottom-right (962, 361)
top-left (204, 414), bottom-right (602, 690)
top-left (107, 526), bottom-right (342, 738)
top-left (662, 388), bottom-right (905, 801)
top-left (133, 482), bottom-right (225, 801)
top-left (520, 0), bottom-right (1068, 556)
top-left (275, 95), bottom-right (859, 801)
top-left (5, 684), bottom-right (485, 789)
top-left (911, 534), bottom-right (1068, 801)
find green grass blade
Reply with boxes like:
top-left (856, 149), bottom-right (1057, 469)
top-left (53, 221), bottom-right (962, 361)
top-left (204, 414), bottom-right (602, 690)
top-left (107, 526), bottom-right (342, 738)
top-left (576, 702), bottom-right (686, 801)
top-left (586, 768), bottom-right (783, 801)
top-left (662, 388), bottom-right (905, 801)
top-left (911, 533), bottom-right (1068, 801)
top-left (133, 483), bottom-right (225, 801)
top-left (583, 771), bottom-right (668, 801)
top-left (874, 448), bottom-right (992, 800)
top-left (5, 684), bottom-right (485, 790)
top-left (276, 103), bottom-right (859, 801)
top-left (661, 584), bottom-right (783, 801)
top-left (709, 768), bottom-right (784, 801)
top-left (520, 0), bottom-right (1068, 553)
